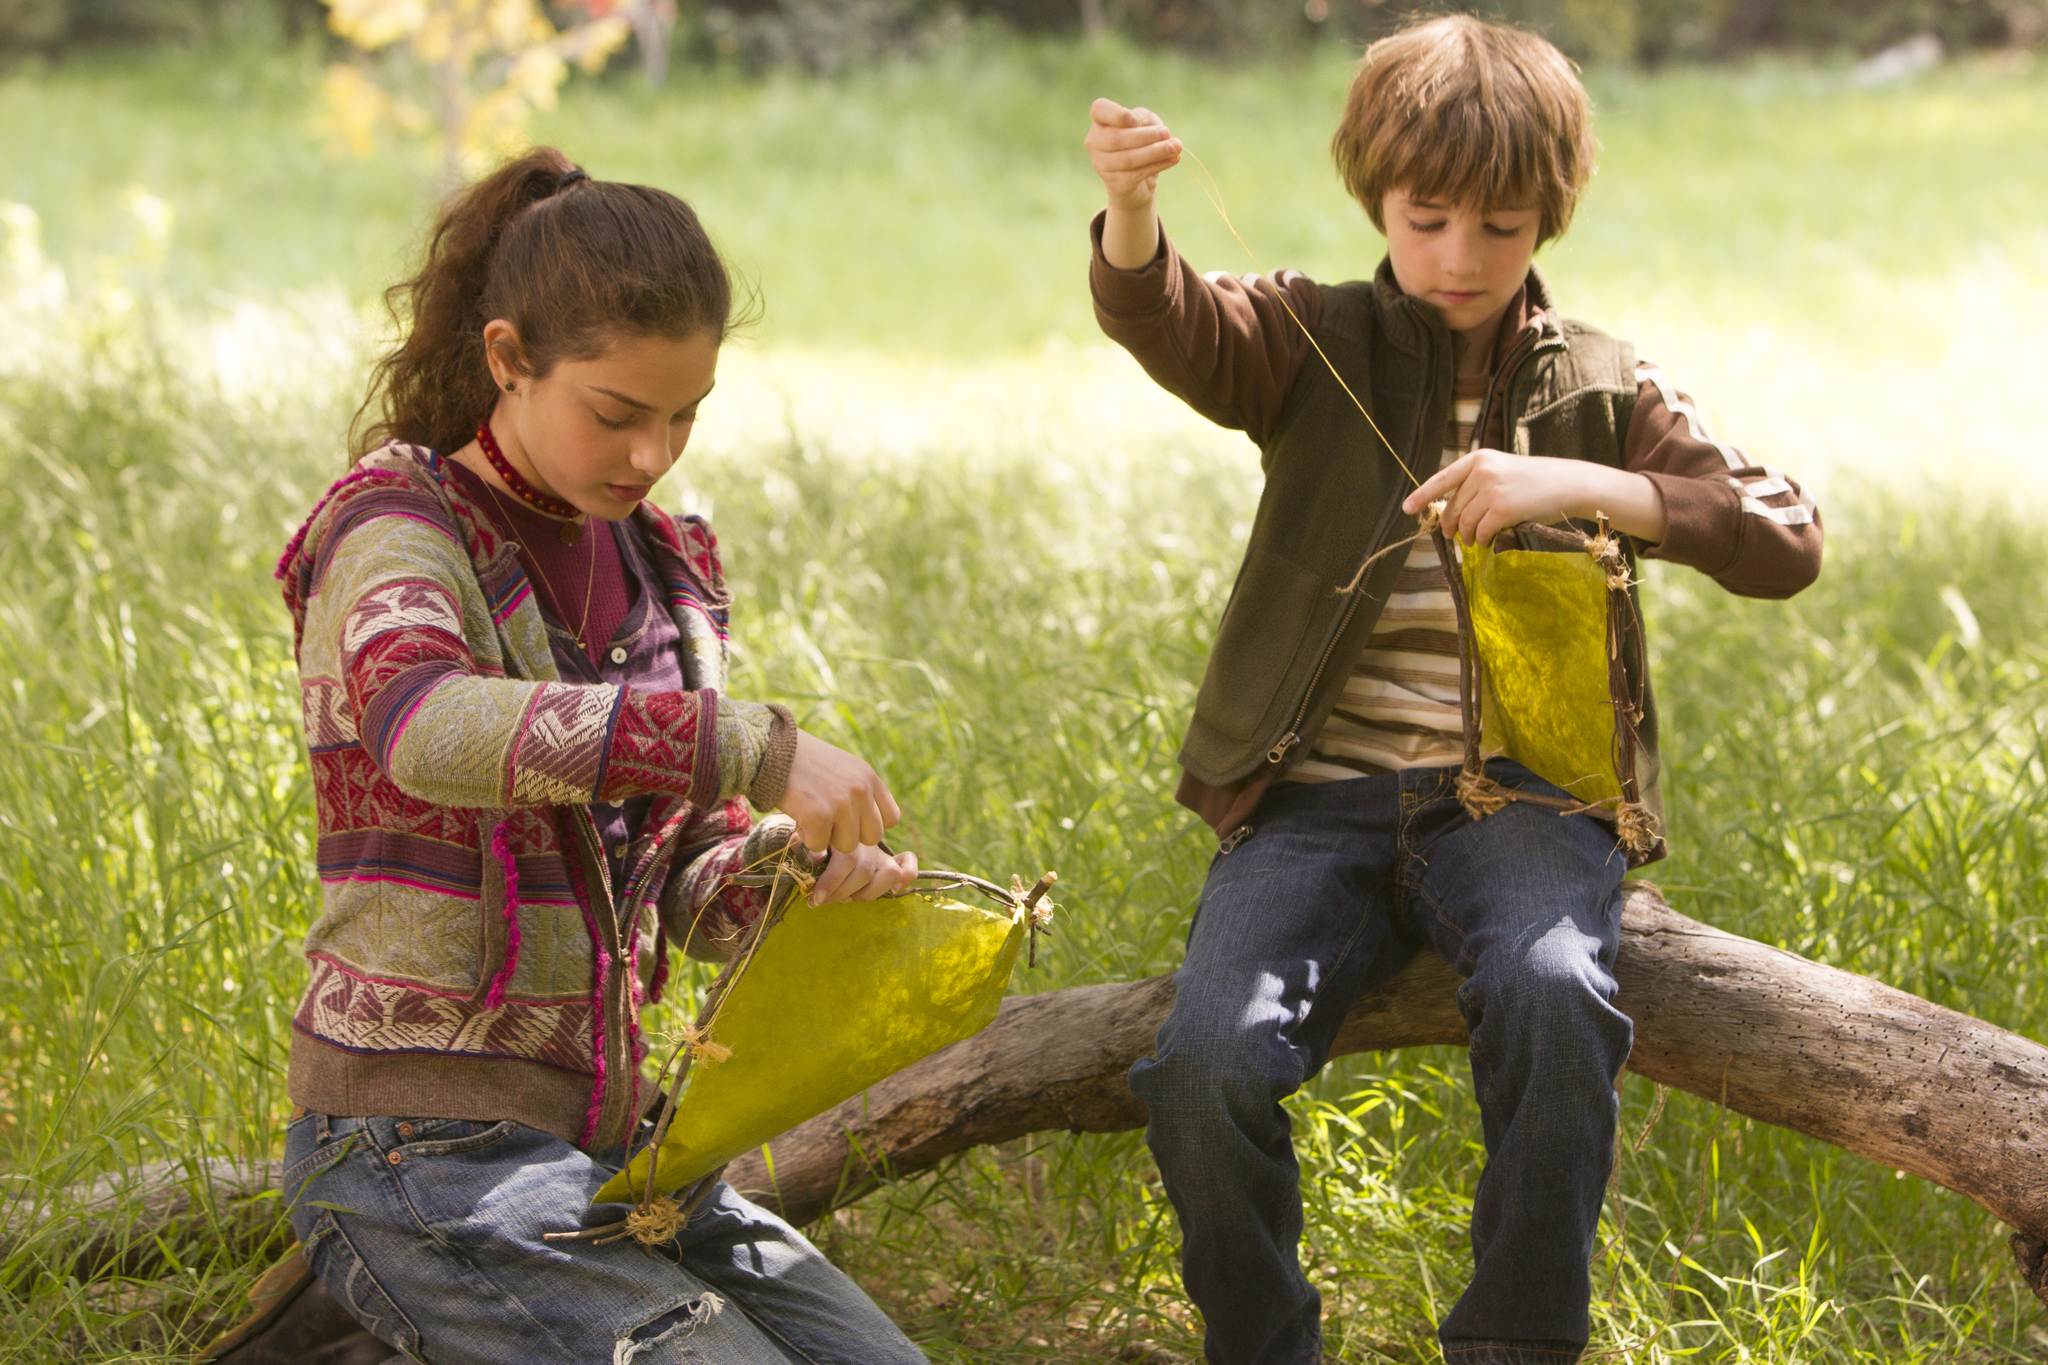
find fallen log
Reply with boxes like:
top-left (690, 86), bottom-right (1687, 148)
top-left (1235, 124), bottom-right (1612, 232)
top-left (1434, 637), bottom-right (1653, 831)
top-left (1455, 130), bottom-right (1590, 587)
top-left (0, 1157), bottom-right (282, 1284)
top-left (27, 883), bottom-right (2048, 1333)
top-left (726, 882), bottom-right (2048, 1304)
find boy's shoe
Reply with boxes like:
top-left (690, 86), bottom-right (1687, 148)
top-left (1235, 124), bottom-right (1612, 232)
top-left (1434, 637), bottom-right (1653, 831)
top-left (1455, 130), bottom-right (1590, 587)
top-left (193, 1243), bottom-right (397, 1364)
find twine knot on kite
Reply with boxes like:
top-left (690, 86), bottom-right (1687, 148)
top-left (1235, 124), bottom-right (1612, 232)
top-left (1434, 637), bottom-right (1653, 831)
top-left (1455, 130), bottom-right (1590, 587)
top-left (1456, 770), bottom-right (1514, 820)
top-left (770, 849), bottom-right (818, 900)
top-left (676, 1021), bottom-right (731, 1065)
top-left (620, 1196), bottom-right (686, 1248)
top-left (1419, 498), bottom-right (1446, 533)
top-left (1615, 802), bottom-right (1660, 858)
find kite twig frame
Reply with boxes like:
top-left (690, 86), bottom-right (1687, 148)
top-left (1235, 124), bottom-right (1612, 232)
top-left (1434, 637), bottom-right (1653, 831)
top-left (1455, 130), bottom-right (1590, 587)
top-left (1437, 513), bottom-right (1661, 862)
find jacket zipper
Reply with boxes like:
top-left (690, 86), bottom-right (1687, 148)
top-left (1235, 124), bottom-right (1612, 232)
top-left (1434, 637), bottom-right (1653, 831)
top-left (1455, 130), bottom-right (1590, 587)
top-left (1266, 312), bottom-right (1552, 770)
top-left (1266, 560), bottom-right (1373, 765)
top-left (1471, 326), bottom-right (1538, 461)
top-left (1266, 360), bottom-right (1433, 767)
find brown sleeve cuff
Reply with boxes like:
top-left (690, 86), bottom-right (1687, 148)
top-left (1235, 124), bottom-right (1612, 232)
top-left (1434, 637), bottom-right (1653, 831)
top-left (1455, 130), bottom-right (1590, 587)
top-left (1638, 471), bottom-right (1742, 575)
top-left (747, 703), bottom-right (798, 811)
top-left (1089, 209), bottom-right (1177, 321)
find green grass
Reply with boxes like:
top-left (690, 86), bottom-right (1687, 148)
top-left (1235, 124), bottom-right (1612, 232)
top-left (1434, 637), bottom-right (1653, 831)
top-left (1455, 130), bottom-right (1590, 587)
top-left (4, 34), bottom-right (2048, 1364)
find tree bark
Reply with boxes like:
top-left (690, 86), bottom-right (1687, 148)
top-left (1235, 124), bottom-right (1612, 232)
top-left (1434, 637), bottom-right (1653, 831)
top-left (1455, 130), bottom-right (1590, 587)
top-left (725, 883), bottom-right (2048, 1303)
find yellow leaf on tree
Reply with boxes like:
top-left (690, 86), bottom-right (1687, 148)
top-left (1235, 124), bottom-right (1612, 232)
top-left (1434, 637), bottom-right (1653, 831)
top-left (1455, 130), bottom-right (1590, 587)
top-left (317, 65), bottom-right (395, 160)
top-left (592, 895), bottom-right (1025, 1207)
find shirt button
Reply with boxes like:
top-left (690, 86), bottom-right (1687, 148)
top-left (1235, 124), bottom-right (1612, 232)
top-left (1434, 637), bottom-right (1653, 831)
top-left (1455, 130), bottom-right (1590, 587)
top-left (609, 646), bottom-right (628, 665)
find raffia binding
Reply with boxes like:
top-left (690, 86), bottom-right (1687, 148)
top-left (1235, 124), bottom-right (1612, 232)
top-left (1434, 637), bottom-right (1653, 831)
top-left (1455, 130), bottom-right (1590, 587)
top-left (1455, 769), bottom-right (1514, 819)
top-left (620, 1196), bottom-right (686, 1246)
top-left (1614, 802), bottom-right (1660, 859)
top-left (1436, 511), bottom-right (1663, 863)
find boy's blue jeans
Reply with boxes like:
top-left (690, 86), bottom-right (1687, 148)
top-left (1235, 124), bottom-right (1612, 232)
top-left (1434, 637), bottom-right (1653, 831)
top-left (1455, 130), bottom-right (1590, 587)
top-left (1130, 760), bottom-right (1632, 1365)
top-left (281, 1110), bottom-right (924, 1364)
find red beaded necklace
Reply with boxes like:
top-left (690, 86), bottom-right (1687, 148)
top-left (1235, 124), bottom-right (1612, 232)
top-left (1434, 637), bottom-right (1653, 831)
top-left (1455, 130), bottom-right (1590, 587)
top-left (477, 422), bottom-right (581, 525)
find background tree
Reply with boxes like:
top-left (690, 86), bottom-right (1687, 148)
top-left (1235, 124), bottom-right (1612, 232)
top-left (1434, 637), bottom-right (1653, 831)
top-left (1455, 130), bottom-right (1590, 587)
top-left (319, 0), bottom-right (629, 188)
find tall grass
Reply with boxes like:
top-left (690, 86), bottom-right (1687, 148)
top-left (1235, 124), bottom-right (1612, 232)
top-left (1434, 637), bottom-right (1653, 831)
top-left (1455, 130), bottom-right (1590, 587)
top-left (3, 37), bottom-right (2047, 1364)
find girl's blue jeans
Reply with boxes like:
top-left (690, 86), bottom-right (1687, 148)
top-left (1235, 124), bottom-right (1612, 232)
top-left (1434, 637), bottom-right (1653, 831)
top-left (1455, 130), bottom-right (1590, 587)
top-left (1130, 761), bottom-right (1633, 1365)
top-left (282, 1110), bottom-right (924, 1364)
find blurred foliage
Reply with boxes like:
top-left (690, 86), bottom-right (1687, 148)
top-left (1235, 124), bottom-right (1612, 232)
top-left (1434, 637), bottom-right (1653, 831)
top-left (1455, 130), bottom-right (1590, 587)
top-left (682, 0), bottom-right (2047, 72)
top-left (7, 0), bottom-right (2046, 69)
top-left (318, 0), bottom-right (628, 186)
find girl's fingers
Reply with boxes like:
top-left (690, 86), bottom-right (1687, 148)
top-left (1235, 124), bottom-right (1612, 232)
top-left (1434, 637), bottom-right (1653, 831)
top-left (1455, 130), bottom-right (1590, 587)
top-left (795, 811), bottom-right (831, 855)
top-left (809, 851), bottom-right (852, 906)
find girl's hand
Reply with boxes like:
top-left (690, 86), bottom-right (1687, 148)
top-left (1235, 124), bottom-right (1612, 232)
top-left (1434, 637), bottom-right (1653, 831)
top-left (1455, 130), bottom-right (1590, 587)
top-left (808, 844), bottom-right (919, 907)
top-left (1401, 451), bottom-right (1670, 547)
top-left (781, 731), bottom-right (900, 854)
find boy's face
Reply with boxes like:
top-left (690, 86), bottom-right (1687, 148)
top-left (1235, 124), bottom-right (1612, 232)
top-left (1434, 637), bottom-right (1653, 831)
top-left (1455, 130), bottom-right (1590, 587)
top-left (1380, 189), bottom-right (1541, 338)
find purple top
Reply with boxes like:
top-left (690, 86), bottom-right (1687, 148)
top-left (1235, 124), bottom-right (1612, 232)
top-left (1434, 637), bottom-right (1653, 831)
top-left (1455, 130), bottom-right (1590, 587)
top-left (451, 461), bottom-right (686, 894)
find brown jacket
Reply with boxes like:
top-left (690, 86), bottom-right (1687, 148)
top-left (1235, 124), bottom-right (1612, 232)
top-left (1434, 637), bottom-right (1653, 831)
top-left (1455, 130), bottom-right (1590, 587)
top-left (1090, 214), bottom-right (1823, 850)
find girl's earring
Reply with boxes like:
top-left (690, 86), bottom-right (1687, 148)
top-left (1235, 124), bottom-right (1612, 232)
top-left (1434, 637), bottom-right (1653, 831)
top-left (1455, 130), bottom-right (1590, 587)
top-left (504, 382), bottom-right (516, 392)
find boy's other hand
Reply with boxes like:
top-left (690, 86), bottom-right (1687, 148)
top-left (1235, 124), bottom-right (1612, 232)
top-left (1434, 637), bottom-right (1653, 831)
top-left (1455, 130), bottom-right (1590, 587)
top-left (807, 843), bottom-right (919, 907)
top-left (1402, 450), bottom-right (1671, 547)
top-left (781, 730), bottom-right (901, 854)
top-left (1087, 98), bottom-right (1182, 211)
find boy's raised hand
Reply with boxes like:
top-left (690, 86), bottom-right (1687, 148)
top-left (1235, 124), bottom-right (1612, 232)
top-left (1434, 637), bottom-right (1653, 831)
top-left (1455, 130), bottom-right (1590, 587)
top-left (1087, 98), bottom-right (1182, 209)
top-left (781, 730), bottom-right (901, 854)
top-left (1087, 98), bottom-right (1182, 270)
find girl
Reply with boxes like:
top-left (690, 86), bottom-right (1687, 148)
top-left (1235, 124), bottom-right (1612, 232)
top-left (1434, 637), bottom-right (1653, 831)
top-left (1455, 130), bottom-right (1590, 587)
top-left (274, 148), bottom-right (927, 1364)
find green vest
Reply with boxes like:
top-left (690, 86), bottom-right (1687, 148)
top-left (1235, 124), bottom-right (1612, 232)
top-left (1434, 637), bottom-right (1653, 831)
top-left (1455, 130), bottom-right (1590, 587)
top-left (1182, 262), bottom-right (1664, 833)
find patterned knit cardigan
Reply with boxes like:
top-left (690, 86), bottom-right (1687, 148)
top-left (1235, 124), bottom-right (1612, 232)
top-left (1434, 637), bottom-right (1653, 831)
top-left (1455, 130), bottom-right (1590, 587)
top-left (277, 442), bottom-right (796, 1153)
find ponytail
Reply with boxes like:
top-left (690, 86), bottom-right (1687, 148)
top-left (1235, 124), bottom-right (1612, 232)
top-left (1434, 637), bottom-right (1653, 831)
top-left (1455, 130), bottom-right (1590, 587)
top-left (352, 147), bottom-right (752, 459)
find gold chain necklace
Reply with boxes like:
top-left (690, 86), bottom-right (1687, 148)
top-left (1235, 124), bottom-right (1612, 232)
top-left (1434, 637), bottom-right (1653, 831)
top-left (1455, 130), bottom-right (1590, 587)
top-left (481, 478), bottom-right (599, 654)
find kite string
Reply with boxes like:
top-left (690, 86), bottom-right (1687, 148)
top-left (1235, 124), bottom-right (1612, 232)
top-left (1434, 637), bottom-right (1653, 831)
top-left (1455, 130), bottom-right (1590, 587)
top-left (1180, 147), bottom-right (1422, 494)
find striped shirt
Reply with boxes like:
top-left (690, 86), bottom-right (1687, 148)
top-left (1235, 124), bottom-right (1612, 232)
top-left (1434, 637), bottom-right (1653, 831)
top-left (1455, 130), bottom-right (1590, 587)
top-left (1290, 373), bottom-right (1490, 783)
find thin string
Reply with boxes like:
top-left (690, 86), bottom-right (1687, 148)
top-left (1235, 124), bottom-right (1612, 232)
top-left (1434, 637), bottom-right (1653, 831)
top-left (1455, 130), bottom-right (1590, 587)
top-left (479, 478), bottom-right (598, 652)
top-left (1181, 147), bottom-right (1422, 493)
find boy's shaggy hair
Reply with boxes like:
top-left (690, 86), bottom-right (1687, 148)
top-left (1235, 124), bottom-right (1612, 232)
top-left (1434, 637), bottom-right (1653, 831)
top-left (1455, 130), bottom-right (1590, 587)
top-left (1331, 14), bottom-right (1595, 244)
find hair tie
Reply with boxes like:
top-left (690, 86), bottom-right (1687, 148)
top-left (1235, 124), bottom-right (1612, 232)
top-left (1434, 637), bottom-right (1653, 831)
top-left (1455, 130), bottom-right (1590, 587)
top-left (556, 167), bottom-right (590, 192)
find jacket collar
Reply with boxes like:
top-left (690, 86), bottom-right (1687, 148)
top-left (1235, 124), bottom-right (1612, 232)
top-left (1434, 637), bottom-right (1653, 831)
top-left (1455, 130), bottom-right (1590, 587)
top-left (1368, 257), bottom-right (1566, 365)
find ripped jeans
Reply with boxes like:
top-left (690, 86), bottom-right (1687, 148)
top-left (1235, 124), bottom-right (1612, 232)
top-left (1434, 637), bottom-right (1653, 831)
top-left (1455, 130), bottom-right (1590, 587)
top-left (282, 1112), bottom-right (924, 1364)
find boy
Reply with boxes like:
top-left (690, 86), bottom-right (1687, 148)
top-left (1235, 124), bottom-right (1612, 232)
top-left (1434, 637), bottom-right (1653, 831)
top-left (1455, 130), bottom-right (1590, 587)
top-left (1084, 15), bottom-right (1820, 1365)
